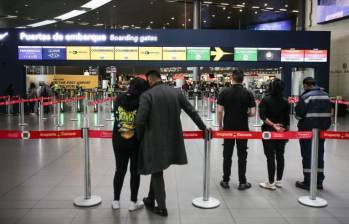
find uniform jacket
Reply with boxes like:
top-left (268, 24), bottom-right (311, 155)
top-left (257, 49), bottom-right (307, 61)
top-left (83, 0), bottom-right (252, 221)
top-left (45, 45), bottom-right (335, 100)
top-left (136, 82), bottom-right (206, 175)
top-left (295, 86), bottom-right (332, 131)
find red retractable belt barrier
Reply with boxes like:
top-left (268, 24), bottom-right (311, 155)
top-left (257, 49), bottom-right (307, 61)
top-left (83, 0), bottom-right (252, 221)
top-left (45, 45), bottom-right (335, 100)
top-left (288, 97), bottom-right (299, 104)
top-left (212, 130), bottom-right (312, 140)
top-left (89, 130), bottom-right (113, 138)
top-left (88, 97), bottom-right (115, 106)
top-left (183, 131), bottom-right (204, 139)
top-left (320, 131), bottom-right (349, 140)
top-left (43, 96), bottom-right (85, 106)
top-left (0, 130), bottom-right (22, 139)
top-left (28, 130), bottom-right (82, 139)
top-left (212, 131), bottom-right (262, 139)
top-left (337, 100), bottom-right (349, 105)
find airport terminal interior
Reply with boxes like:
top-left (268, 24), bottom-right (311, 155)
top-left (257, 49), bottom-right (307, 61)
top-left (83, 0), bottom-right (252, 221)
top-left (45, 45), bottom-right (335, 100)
top-left (1, 0), bottom-right (349, 224)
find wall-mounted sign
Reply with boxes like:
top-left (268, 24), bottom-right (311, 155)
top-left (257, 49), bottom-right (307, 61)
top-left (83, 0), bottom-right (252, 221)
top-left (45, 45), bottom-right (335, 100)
top-left (90, 46), bottom-right (114, 60)
top-left (257, 48), bottom-right (281, 61)
top-left (304, 50), bottom-right (327, 62)
top-left (27, 74), bottom-right (98, 89)
top-left (281, 49), bottom-right (305, 62)
top-left (234, 48), bottom-right (258, 61)
top-left (66, 46), bottom-right (91, 60)
top-left (42, 46), bottom-right (66, 60)
top-left (139, 47), bottom-right (162, 60)
top-left (162, 47), bottom-right (186, 61)
top-left (18, 46), bottom-right (42, 60)
top-left (115, 47), bottom-right (139, 60)
top-left (210, 47), bottom-right (234, 61)
top-left (187, 47), bottom-right (210, 61)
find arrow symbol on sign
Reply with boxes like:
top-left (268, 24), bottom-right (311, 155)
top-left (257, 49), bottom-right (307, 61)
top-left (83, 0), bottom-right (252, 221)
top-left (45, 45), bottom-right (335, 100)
top-left (211, 47), bottom-right (232, 61)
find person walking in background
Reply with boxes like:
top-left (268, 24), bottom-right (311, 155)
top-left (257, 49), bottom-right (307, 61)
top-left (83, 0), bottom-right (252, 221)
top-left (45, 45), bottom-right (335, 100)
top-left (111, 78), bottom-right (148, 211)
top-left (27, 82), bottom-right (37, 114)
top-left (295, 77), bottom-right (331, 190)
top-left (216, 70), bottom-right (256, 190)
top-left (136, 70), bottom-right (206, 217)
top-left (258, 79), bottom-right (290, 190)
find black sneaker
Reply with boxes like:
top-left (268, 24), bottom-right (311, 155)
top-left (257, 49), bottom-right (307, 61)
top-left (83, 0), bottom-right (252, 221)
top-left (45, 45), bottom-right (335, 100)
top-left (295, 181), bottom-right (310, 190)
top-left (151, 207), bottom-right (168, 217)
top-left (220, 180), bottom-right (230, 189)
top-left (238, 182), bottom-right (251, 191)
top-left (143, 197), bottom-right (155, 210)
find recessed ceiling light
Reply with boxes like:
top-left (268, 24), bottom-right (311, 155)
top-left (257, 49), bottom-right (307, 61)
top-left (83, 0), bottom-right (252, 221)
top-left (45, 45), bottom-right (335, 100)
top-left (28, 20), bottom-right (57, 27)
top-left (254, 11), bottom-right (258, 14)
top-left (96, 11), bottom-right (100, 14)
top-left (212, 14), bottom-right (215, 18)
top-left (163, 26), bottom-right (166, 29)
top-left (220, 3), bottom-right (229, 6)
top-left (251, 6), bottom-right (260, 9)
top-left (236, 4), bottom-right (245, 7)
top-left (94, 23), bottom-right (104, 27)
top-left (285, 4), bottom-right (288, 8)
top-left (150, 21), bottom-right (154, 24)
top-left (64, 20), bottom-right (74, 24)
top-left (55, 10), bottom-right (86, 20)
top-left (203, 1), bottom-right (213, 4)
top-left (81, 0), bottom-right (112, 10)
top-left (188, 18), bottom-right (191, 22)
top-left (239, 9), bottom-right (243, 12)
top-left (264, 3), bottom-right (268, 6)
top-left (24, 4), bottom-right (29, 7)
top-left (227, 16), bottom-right (231, 19)
top-left (266, 7), bottom-right (274, 10)
top-left (182, 23), bottom-right (185, 26)
top-left (15, 10), bottom-right (19, 13)
top-left (6, 15), bottom-right (18, 19)
top-left (279, 8), bottom-right (287, 12)
top-left (79, 22), bottom-right (89, 26)
top-left (166, 22), bottom-right (170, 25)
top-left (292, 10), bottom-right (299, 13)
top-left (222, 7), bottom-right (226, 10)
top-left (171, 17), bottom-right (175, 20)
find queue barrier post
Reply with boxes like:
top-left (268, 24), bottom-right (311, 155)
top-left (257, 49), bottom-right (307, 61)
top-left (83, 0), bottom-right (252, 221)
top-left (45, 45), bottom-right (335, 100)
top-left (253, 101), bottom-right (262, 127)
top-left (194, 95), bottom-right (199, 111)
top-left (333, 96), bottom-right (339, 127)
top-left (56, 101), bottom-right (63, 128)
top-left (74, 117), bottom-right (102, 207)
top-left (298, 128), bottom-right (327, 208)
top-left (18, 101), bottom-right (27, 126)
top-left (7, 96), bottom-right (11, 116)
top-left (192, 129), bottom-right (221, 209)
top-left (40, 97), bottom-right (47, 120)
top-left (105, 99), bottom-right (114, 121)
top-left (205, 97), bottom-right (213, 121)
top-left (70, 99), bottom-right (78, 121)
top-left (94, 102), bottom-right (104, 127)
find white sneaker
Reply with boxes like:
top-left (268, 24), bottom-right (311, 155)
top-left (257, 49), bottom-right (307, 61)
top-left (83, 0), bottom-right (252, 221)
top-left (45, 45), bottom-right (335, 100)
top-left (111, 200), bottom-right (120, 210)
top-left (128, 201), bottom-right (144, 212)
top-left (275, 180), bottom-right (282, 188)
top-left (259, 181), bottom-right (276, 190)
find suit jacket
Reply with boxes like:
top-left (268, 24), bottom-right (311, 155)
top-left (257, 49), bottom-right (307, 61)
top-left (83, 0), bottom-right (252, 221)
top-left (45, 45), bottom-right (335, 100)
top-left (136, 83), bottom-right (206, 175)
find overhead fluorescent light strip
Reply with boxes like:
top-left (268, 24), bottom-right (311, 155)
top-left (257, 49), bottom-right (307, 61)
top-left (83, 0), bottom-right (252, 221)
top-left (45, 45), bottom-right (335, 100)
top-left (81, 0), bottom-right (112, 10)
top-left (55, 10), bottom-right (86, 20)
top-left (28, 20), bottom-right (57, 27)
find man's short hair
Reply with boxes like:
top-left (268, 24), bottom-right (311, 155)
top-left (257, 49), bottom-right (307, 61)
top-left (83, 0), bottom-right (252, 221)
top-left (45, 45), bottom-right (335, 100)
top-left (232, 70), bottom-right (244, 83)
top-left (146, 70), bottom-right (161, 79)
top-left (303, 77), bottom-right (316, 86)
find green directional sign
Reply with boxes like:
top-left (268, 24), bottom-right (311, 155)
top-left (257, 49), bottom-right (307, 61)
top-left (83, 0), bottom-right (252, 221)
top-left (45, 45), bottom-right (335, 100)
top-left (187, 47), bottom-right (210, 61)
top-left (234, 48), bottom-right (258, 61)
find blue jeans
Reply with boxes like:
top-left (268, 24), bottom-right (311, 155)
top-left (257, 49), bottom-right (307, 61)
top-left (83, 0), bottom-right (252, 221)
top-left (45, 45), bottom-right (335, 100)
top-left (299, 139), bottom-right (325, 185)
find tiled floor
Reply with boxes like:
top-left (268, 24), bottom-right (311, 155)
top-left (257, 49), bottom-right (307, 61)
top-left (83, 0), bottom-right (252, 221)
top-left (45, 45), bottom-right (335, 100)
top-left (0, 103), bottom-right (349, 224)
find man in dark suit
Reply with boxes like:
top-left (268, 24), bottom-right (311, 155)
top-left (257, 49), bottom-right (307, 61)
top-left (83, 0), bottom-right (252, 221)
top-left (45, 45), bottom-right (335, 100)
top-left (136, 70), bottom-right (206, 217)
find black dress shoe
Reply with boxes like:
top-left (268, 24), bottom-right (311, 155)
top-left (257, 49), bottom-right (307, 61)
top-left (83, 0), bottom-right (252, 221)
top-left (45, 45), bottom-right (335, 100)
top-left (295, 181), bottom-right (310, 190)
top-left (220, 180), bottom-right (230, 189)
top-left (238, 182), bottom-right (252, 191)
top-left (151, 207), bottom-right (168, 217)
top-left (143, 197), bottom-right (155, 210)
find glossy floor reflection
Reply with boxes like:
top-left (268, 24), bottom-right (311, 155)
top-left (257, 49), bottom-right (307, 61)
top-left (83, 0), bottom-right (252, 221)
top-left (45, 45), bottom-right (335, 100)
top-left (0, 104), bottom-right (349, 224)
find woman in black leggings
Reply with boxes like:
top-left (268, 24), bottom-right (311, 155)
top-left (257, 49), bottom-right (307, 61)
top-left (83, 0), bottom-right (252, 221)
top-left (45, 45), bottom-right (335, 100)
top-left (259, 79), bottom-right (290, 190)
top-left (112, 78), bottom-right (148, 211)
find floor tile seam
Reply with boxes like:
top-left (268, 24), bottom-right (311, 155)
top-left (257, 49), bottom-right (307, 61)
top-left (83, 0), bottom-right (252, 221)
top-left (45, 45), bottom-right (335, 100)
top-left (174, 165), bottom-right (182, 224)
top-left (214, 180), bottom-right (237, 224)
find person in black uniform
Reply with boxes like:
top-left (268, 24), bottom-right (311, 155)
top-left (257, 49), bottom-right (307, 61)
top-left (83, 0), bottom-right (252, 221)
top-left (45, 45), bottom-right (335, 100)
top-left (259, 79), bottom-right (291, 190)
top-left (111, 78), bottom-right (148, 211)
top-left (217, 70), bottom-right (256, 190)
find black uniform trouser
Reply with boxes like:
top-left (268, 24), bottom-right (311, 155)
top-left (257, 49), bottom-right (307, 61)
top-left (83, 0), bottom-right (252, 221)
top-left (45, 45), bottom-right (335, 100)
top-left (113, 147), bottom-right (140, 202)
top-left (148, 171), bottom-right (166, 209)
top-left (262, 140), bottom-right (286, 183)
top-left (223, 139), bottom-right (248, 184)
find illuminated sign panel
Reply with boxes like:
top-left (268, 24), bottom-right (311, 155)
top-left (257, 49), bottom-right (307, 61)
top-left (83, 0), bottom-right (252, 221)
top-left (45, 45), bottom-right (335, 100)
top-left (234, 48), bottom-right (258, 61)
top-left (187, 47), bottom-right (210, 61)
top-left (139, 47), bottom-right (162, 60)
top-left (66, 46), bottom-right (91, 60)
top-left (115, 47), bottom-right (139, 60)
top-left (42, 46), bottom-right (66, 60)
top-left (18, 46), bottom-right (42, 60)
top-left (162, 47), bottom-right (186, 61)
top-left (257, 48), bottom-right (281, 61)
top-left (210, 47), bottom-right (234, 61)
top-left (281, 49), bottom-right (305, 62)
top-left (90, 46), bottom-right (114, 60)
top-left (304, 50), bottom-right (327, 62)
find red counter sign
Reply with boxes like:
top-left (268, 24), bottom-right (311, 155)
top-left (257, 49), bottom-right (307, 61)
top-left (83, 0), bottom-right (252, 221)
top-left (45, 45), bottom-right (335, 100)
top-left (281, 50), bottom-right (304, 62)
top-left (320, 131), bottom-right (349, 140)
top-left (304, 50), bottom-right (327, 62)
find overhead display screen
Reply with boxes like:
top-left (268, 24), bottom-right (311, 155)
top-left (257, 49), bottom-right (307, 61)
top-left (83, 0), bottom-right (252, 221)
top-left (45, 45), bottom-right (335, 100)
top-left (257, 48), bottom-right (281, 61)
top-left (304, 50), bottom-right (328, 62)
top-left (281, 49), bottom-right (305, 62)
top-left (18, 46), bottom-right (42, 60)
top-left (317, 0), bottom-right (349, 23)
top-left (162, 47), bottom-right (186, 61)
top-left (42, 46), bottom-right (66, 60)
top-left (115, 47), bottom-right (139, 60)
top-left (66, 46), bottom-right (91, 60)
top-left (210, 47), bottom-right (234, 61)
top-left (139, 47), bottom-right (162, 60)
top-left (187, 47), bottom-right (210, 61)
top-left (90, 46), bottom-right (114, 60)
top-left (248, 20), bottom-right (292, 31)
top-left (234, 48), bottom-right (258, 61)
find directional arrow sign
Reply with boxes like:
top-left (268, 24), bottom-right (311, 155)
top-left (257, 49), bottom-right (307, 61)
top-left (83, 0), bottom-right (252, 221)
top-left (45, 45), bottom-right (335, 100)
top-left (210, 47), bottom-right (234, 61)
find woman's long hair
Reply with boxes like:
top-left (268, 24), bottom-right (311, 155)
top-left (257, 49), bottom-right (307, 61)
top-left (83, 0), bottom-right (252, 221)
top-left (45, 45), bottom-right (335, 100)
top-left (268, 78), bottom-right (285, 98)
top-left (127, 78), bottom-right (148, 97)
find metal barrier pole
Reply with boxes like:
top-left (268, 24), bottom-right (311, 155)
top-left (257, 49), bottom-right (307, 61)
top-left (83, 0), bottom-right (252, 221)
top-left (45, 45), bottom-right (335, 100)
top-left (205, 98), bottom-right (213, 121)
top-left (40, 98), bottom-right (47, 120)
top-left (298, 128), bottom-right (327, 207)
top-left (52, 97), bottom-right (57, 117)
top-left (70, 100), bottom-right (78, 121)
top-left (74, 117), bottom-right (102, 207)
top-left (192, 129), bottom-right (220, 209)
top-left (106, 100), bottom-right (114, 121)
top-left (6, 96), bottom-right (11, 116)
top-left (194, 95), bottom-right (198, 111)
top-left (334, 96), bottom-right (339, 127)
top-left (94, 103), bottom-right (104, 127)
top-left (18, 102), bottom-right (28, 126)
top-left (253, 102), bottom-right (262, 127)
top-left (56, 102), bottom-right (63, 127)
